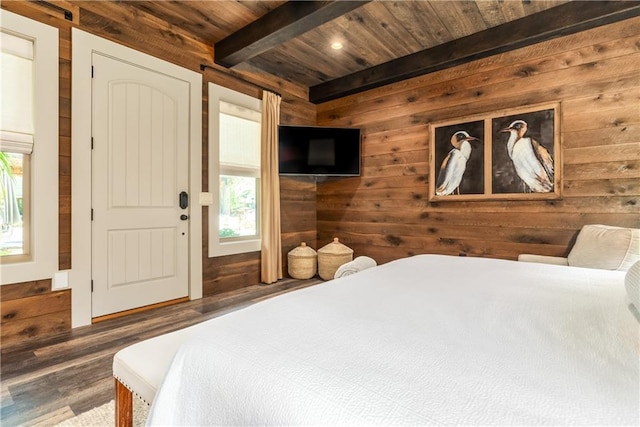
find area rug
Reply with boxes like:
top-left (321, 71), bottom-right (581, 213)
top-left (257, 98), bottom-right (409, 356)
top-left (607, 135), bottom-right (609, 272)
top-left (56, 397), bottom-right (149, 427)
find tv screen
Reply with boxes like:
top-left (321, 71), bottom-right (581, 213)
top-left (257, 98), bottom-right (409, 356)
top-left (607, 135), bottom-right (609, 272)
top-left (278, 125), bottom-right (361, 176)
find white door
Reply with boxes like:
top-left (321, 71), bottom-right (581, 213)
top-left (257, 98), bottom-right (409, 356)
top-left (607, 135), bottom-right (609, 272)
top-left (91, 53), bottom-right (190, 317)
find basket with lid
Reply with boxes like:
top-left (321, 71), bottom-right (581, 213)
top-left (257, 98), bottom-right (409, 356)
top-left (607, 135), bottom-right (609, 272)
top-left (287, 242), bottom-right (317, 279)
top-left (317, 237), bottom-right (353, 280)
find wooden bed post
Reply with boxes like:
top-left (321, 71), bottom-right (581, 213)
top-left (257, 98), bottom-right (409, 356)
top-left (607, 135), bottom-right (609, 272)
top-left (115, 378), bottom-right (133, 427)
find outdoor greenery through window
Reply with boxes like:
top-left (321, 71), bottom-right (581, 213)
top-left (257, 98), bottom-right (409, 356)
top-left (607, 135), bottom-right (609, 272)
top-left (218, 101), bottom-right (261, 240)
top-left (0, 152), bottom-right (27, 256)
top-left (219, 175), bottom-right (257, 238)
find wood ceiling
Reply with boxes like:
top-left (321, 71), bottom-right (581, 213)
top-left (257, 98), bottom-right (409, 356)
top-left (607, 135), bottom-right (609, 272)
top-left (127, 1), bottom-right (640, 103)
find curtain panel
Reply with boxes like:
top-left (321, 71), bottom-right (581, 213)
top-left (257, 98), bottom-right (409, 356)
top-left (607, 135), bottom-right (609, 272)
top-left (260, 91), bottom-right (282, 284)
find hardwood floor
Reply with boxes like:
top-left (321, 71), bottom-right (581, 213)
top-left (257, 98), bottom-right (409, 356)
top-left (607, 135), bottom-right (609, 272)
top-left (0, 278), bottom-right (322, 426)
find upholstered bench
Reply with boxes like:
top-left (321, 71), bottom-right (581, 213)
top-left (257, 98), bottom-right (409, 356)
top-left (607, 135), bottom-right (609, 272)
top-left (113, 320), bottom-right (211, 427)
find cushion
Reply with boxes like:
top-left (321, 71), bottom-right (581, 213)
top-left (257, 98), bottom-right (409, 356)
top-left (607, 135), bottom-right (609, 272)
top-left (567, 224), bottom-right (640, 271)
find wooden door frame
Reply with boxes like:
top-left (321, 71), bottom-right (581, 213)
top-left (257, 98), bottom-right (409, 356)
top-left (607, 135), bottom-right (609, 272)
top-left (71, 29), bottom-right (202, 328)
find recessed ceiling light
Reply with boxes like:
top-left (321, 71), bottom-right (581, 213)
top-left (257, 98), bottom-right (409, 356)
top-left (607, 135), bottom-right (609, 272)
top-left (331, 42), bottom-right (343, 50)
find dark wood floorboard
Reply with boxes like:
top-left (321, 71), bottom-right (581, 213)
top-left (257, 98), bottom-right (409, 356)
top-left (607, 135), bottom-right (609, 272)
top-left (0, 278), bottom-right (322, 426)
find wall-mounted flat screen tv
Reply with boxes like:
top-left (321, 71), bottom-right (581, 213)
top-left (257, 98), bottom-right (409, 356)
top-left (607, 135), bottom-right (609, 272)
top-left (278, 125), bottom-right (361, 176)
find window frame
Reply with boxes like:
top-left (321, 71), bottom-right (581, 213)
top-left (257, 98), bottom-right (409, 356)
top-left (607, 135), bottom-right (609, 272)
top-left (208, 83), bottom-right (262, 257)
top-left (0, 10), bottom-right (58, 285)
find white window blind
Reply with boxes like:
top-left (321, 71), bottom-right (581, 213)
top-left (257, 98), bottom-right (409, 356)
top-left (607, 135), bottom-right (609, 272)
top-left (219, 100), bottom-right (260, 177)
top-left (0, 31), bottom-right (34, 154)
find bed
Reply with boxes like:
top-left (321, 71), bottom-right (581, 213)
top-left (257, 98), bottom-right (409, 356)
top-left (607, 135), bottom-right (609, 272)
top-left (115, 254), bottom-right (639, 425)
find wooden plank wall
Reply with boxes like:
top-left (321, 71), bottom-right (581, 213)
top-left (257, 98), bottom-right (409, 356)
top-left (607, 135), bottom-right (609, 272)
top-left (0, 280), bottom-right (71, 348)
top-left (316, 17), bottom-right (640, 264)
top-left (0, 1), bottom-right (316, 346)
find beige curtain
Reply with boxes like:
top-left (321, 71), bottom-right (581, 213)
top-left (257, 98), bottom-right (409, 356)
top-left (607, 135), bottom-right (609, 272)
top-left (260, 90), bottom-right (283, 284)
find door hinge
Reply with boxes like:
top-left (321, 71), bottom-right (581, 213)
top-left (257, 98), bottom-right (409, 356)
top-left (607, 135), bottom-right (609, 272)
top-left (91, 280), bottom-right (94, 292)
top-left (91, 65), bottom-right (94, 78)
top-left (91, 137), bottom-right (94, 150)
top-left (91, 208), bottom-right (94, 221)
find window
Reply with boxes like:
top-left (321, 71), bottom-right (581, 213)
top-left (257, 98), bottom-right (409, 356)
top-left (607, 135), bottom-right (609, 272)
top-left (1, 31), bottom-right (33, 260)
top-left (0, 10), bottom-right (58, 284)
top-left (208, 83), bottom-right (262, 256)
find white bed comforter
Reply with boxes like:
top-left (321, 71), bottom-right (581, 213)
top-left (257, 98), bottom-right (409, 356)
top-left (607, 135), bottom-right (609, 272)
top-left (147, 255), bottom-right (639, 426)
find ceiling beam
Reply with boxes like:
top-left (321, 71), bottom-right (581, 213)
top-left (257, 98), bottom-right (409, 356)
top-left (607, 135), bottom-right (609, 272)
top-left (310, 1), bottom-right (640, 104)
top-left (215, 0), bottom-right (370, 68)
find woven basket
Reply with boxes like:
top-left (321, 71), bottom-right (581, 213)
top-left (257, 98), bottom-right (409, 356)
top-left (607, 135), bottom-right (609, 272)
top-left (287, 242), bottom-right (317, 279)
top-left (317, 237), bottom-right (353, 280)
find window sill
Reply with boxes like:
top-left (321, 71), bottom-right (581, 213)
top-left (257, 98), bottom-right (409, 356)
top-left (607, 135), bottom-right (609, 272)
top-left (209, 239), bottom-right (261, 258)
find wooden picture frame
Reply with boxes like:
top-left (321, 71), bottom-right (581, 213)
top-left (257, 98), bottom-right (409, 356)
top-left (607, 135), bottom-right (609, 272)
top-left (429, 102), bottom-right (561, 201)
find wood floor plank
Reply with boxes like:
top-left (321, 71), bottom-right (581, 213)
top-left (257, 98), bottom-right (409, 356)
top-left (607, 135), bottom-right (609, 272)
top-left (0, 383), bottom-right (13, 409)
top-left (29, 406), bottom-right (76, 427)
top-left (0, 278), bottom-right (322, 426)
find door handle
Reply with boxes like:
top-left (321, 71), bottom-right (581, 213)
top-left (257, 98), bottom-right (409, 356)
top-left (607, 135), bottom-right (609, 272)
top-left (179, 191), bottom-right (189, 209)
top-left (180, 214), bottom-right (189, 221)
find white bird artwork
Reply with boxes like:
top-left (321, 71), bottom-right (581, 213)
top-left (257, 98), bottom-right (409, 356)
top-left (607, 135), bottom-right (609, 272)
top-left (435, 131), bottom-right (478, 196)
top-left (501, 120), bottom-right (554, 192)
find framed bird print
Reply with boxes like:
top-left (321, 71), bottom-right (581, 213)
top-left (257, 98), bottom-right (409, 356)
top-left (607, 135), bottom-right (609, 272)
top-left (432, 119), bottom-right (485, 197)
top-left (429, 102), bottom-right (561, 201)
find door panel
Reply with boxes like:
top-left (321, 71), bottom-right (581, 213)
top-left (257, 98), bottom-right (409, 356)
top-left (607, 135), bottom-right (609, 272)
top-left (92, 53), bottom-right (189, 317)
top-left (108, 228), bottom-right (175, 286)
